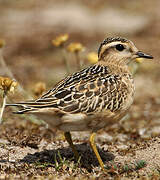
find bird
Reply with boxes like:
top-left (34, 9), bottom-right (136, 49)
top-left (7, 37), bottom-right (153, 170)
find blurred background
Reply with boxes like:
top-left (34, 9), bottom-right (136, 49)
top-left (0, 0), bottom-right (160, 88)
top-left (0, 0), bottom-right (160, 142)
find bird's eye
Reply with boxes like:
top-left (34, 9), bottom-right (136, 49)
top-left (115, 44), bottom-right (125, 51)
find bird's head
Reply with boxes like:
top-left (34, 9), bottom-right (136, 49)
top-left (98, 37), bottom-right (153, 65)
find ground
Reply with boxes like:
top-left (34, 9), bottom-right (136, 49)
top-left (0, 0), bottom-right (160, 179)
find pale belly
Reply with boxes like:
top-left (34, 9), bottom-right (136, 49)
top-left (41, 99), bottom-right (133, 132)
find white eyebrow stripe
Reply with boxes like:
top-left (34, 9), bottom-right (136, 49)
top-left (99, 42), bottom-right (127, 58)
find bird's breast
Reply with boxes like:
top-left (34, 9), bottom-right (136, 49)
top-left (120, 74), bottom-right (135, 112)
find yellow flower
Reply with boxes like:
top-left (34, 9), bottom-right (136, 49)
top-left (52, 34), bottom-right (69, 47)
top-left (87, 52), bottom-right (98, 64)
top-left (0, 76), bottom-right (18, 93)
top-left (33, 82), bottom-right (46, 97)
top-left (135, 57), bottom-right (144, 63)
top-left (0, 39), bottom-right (6, 48)
top-left (67, 43), bottom-right (85, 53)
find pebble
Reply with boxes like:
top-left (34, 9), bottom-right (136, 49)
top-left (97, 133), bottom-right (113, 143)
top-left (116, 134), bottom-right (128, 142)
top-left (138, 128), bottom-right (146, 136)
top-left (116, 144), bottom-right (129, 151)
top-left (140, 134), bottom-right (151, 140)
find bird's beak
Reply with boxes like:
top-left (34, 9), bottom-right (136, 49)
top-left (136, 51), bottom-right (153, 59)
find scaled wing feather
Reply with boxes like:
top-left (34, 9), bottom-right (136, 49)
top-left (10, 65), bottom-right (129, 114)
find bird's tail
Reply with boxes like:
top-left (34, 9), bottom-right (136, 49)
top-left (6, 102), bottom-right (35, 114)
top-left (6, 101), bottom-right (58, 114)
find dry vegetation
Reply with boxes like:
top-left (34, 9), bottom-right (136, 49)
top-left (0, 0), bottom-right (160, 179)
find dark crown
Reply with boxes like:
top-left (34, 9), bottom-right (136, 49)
top-left (98, 37), bottom-right (129, 58)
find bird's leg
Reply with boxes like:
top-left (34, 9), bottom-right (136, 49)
top-left (64, 131), bottom-right (79, 161)
top-left (89, 132), bottom-right (105, 170)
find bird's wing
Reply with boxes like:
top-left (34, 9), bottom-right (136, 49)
top-left (10, 64), bottom-right (129, 114)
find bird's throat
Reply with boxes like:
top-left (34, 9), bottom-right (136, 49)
top-left (97, 60), bottom-right (130, 74)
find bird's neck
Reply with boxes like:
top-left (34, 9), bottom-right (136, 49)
top-left (97, 60), bottom-right (130, 74)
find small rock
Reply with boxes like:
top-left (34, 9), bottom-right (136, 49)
top-left (141, 134), bottom-right (151, 140)
top-left (97, 133), bottom-right (113, 143)
top-left (116, 144), bottom-right (129, 151)
top-left (116, 134), bottom-right (128, 142)
top-left (138, 128), bottom-right (147, 136)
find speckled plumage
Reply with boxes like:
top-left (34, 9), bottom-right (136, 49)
top-left (11, 62), bottom-right (134, 131)
top-left (18, 65), bottom-right (131, 112)
top-left (10, 37), bottom-right (137, 132)
top-left (8, 37), bottom-right (153, 170)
